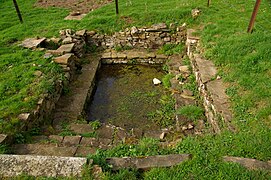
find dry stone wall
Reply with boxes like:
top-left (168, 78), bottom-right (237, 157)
top-left (3, 23), bottom-right (187, 145)
top-left (186, 29), bottom-right (235, 133)
top-left (87, 23), bottom-right (186, 50)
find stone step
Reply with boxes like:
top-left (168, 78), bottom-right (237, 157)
top-left (51, 55), bottom-right (100, 131)
top-left (106, 154), bottom-right (192, 170)
top-left (12, 144), bottom-right (78, 157)
top-left (0, 154), bottom-right (90, 177)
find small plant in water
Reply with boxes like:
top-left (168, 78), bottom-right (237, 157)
top-left (162, 74), bottom-right (174, 88)
top-left (90, 120), bottom-right (101, 130)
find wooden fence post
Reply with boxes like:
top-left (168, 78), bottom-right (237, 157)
top-left (207, 0), bottom-right (211, 7)
top-left (115, 0), bottom-right (119, 15)
top-left (13, 0), bottom-right (23, 23)
top-left (247, 0), bottom-right (261, 33)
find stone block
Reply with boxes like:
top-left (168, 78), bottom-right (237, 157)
top-left (54, 53), bottom-right (76, 65)
top-left (18, 113), bottom-right (31, 121)
top-left (31, 136), bottom-right (48, 143)
top-left (64, 14), bottom-right (87, 20)
top-left (101, 52), bottom-right (112, 59)
top-left (12, 144), bottom-right (77, 157)
top-left (75, 30), bottom-right (86, 37)
top-left (117, 52), bottom-right (127, 59)
top-left (62, 37), bottom-right (73, 44)
top-left (69, 123), bottom-right (94, 135)
top-left (223, 156), bottom-right (271, 171)
top-left (48, 135), bottom-right (63, 144)
top-left (0, 155), bottom-right (88, 177)
top-left (126, 51), bottom-right (139, 59)
top-left (21, 38), bottom-right (46, 49)
top-left (62, 136), bottom-right (81, 146)
top-left (144, 130), bottom-right (162, 139)
top-left (50, 43), bottom-right (75, 56)
top-left (0, 134), bottom-right (8, 144)
top-left (195, 56), bottom-right (217, 83)
top-left (106, 154), bottom-right (192, 170)
top-left (156, 54), bottom-right (168, 59)
top-left (96, 125), bottom-right (114, 139)
top-left (75, 147), bottom-right (97, 157)
top-left (80, 137), bottom-right (99, 147)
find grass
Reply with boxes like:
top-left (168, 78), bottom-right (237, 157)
top-left (147, 95), bottom-right (176, 127)
top-left (162, 74), bottom-right (174, 88)
top-left (0, 0), bottom-right (271, 178)
top-left (158, 43), bottom-right (185, 56)
top-left (177, 105), bottom-right (205, 122)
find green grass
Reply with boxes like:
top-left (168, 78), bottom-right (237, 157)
top-left (1, 0), bottom-right (271, 178)
top-left (162, 74), bottom-right (174, 88)
top-left (158, 43), bottom-right (186, 56)
top-left (177, 105), bottom-right (205, 121)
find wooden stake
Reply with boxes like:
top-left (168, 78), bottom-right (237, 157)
top-left (13, 0), bottom-right (23, 23)
top-left (207, 0), bottom-right (211, 7)
top-left (115, 0), bottom-right (119, 15)
top-left (247, 0), bottom-right (261, 33)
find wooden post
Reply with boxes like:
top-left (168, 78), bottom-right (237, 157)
top-left (115, 0), bottom-right (119, 15)
top-left (247, 0), bottom-right (261, 33)
top-left (207, 0), bottom-right (211, 7)
top-left (12, 0), bottom-right (23, 23)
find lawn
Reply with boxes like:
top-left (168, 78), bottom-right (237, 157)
top-left (0, 0), bottom-right (271, 179)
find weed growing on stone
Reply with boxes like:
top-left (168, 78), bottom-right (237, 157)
top-left (89, 120), bottom-right (102, 130)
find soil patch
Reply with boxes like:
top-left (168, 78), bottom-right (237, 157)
top-left (35, 0), bottom-right (113, 14)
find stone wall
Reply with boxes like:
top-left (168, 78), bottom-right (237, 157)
top-left (13, 30), bottom-right (89, 137)
top-left (186, 29), bottom-right (235, 134)
top-left (87, 23), bottom-right (186, 50)
top-left (0, 23), bottom-right (188, 145)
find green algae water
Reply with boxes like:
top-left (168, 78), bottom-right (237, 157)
top-left (86, 64), bottom-right (167, 131)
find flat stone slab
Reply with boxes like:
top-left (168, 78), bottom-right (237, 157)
top-left (49, 135), bottom-right (63, 144)
top-left (70, 123), bottom-right (94, 134)
top-left (62, 136), bottom-right (82, 146)
top-left (75, 147), bottom-right (97, 157)
top-left (50, 44), bottom-right (75, 56)
top-left (195, 56), bottom-right (217, 83)
top-left (21, 38), bottom-right (46, 49)
top-left (96, 125), bottom-right (114, 139)
top-left (106, 154), bottom-right (192, 170)
top-left (80, 137), bottom-right (99, 147)
top-left (0, 155), bottom-right (89, 177)
top-left (223, 156), bottom-right (271, 171)
top-left (65, 14), bottom-right (87, 20)
top-left (13, 144), bottom-right (77, 157)
top-left (206, 79), bottom-right (234, 131)
top-left (0, 134), bottom-right (8, 144)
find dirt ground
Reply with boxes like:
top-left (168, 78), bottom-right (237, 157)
top-left (35, 0), bottom-right (113, 14)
